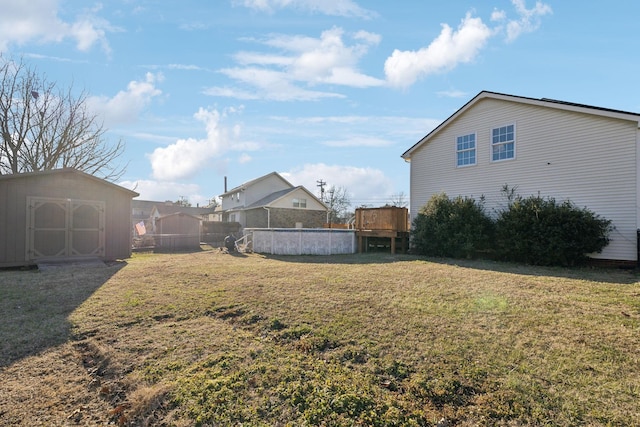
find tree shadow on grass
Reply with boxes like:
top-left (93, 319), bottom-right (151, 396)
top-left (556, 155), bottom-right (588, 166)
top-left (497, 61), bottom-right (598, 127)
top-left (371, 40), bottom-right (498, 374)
top-left (414, 256), bottom-right (640, 285)
top-left (261, 252), bottom-right (421, 265)
top-left (261, 252), bottom-right (639, 285)
top-left (0, 261), bottom-right (126, 368)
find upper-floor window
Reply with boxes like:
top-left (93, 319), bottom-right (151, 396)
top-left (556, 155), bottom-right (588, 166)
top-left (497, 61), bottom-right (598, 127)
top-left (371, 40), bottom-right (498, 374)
top-left (492, 124), bottom-right (515, 161)
top-left (293, 198), bottom-right (307, 208)
top-left (456, 133), bottom-right (476, 167)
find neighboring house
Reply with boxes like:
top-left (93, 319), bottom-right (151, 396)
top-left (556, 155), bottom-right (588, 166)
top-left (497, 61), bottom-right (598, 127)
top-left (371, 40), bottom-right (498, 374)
top-left (0, 168), bottom-right (139, 267)
top-left (219, 172), bottom-right (328, 229)
top-left (401, 91), bottom-right (640, 263)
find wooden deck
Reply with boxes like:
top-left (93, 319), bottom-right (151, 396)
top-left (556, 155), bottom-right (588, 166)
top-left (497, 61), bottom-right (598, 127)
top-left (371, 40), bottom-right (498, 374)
top-left (354, 207), bottom-right (410, 254)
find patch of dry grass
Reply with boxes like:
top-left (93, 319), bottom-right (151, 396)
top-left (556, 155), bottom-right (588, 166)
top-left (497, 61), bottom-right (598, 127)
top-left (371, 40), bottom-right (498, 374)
top-left (1, 248), bottom-right (639, 425)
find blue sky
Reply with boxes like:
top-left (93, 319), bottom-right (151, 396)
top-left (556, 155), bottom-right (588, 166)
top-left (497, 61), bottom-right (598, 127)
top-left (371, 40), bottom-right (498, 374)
top-left (2, 0), bottom-right (639, 207)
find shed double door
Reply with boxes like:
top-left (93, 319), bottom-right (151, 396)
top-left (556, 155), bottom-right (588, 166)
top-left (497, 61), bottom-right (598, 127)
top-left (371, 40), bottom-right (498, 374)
top-left (26, 197), bottom-right (105, 261)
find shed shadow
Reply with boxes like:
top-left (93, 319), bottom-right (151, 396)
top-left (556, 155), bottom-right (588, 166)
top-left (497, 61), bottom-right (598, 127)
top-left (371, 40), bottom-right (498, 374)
top-left (0, 261), bottom-right (126, 368)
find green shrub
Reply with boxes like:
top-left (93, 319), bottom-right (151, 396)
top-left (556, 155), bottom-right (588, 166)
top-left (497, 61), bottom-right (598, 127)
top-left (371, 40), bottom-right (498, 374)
top-left (494, 194), bottom-right (612, 266)
top-left (411, 193), bottom-right (495, 258)
top-left (412, 189), bottom-right (613, 267)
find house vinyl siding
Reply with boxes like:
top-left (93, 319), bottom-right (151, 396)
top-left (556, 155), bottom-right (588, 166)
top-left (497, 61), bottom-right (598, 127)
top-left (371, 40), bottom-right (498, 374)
top-left (409, 97), bottom-right (639, 261)
top-left (244, 176), bottom-right (291, 206)
top-left (221, 173), bottom-right (292, 211)
top-left (269, 188), bottom-right (326, 211)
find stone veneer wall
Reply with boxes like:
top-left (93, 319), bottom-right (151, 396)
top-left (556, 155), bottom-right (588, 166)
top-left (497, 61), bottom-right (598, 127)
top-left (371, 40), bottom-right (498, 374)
top-left (246, 207), bottom-right (326, 229)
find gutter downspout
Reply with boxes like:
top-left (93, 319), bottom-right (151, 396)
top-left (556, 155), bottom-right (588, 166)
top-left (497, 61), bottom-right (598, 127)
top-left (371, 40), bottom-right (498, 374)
top-left (263, 206), bottom-right (271, 228)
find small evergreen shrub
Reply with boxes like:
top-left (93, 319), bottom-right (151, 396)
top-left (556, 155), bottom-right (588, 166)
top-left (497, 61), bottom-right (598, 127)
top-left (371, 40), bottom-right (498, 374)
top-left (411, 193), bottom-right (495, 258)
top-left (494, 194), bottom-right (612, 266)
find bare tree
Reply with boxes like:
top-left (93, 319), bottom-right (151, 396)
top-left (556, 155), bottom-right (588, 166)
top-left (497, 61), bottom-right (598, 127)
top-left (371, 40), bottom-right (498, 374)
top-left (324, 185), bottom-right (352, 224)
top-left (175, 196), bottom-right (192, 207)
top-left (389, 191), bottom-right (409, 208)
top-left (0, 56), bottom-right (125, 180)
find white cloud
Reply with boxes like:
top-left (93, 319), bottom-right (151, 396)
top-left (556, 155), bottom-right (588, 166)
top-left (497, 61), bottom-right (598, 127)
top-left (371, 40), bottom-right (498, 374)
top-left (491, 9), bottom-right (507, 22)
top-left (322, 136), bottom-right (394, 148)
top-left (354, 30), bottom-right (382, 45)
top-left (238, 153), bottom-right (252, 164)
top-left (213, 67), bottom-right (345, 101)
top-left (204, 86), bottom-right (263, 100)
top-left (384, 13), bottom-right (492, 88)
top-left (119, 179), bottom-right (204, 204)
top-left (207, 27), bottom-right (383, 101)
top-left (234, 0), bottom-right (376, 19)
top-left (504, 0), bottom-right (553, 42)
top-left (384, 1), bottom-right (551, 89)
top-left (234, 51), bottom-right (294, 67)
top-left (147, 107), bottom-right (257, 182)
top-left (0, 0), bottom-right (114, 53)
top-left (88, 73), bottom-right (163, 126)
top-left (437, 89), bottom-right (468, 98)
top-left (283, 163), bottom-right (395, 206)
top-left (268, 114), bottom-right (440, 142)
top-left (120, 179), bottom-right (217, 207)
top-left (148, 108), bottom-right (228, 181)
top-left (281, 27), bottom-right (383, 86)
top-left (167, 63), bottom-right (207, 71)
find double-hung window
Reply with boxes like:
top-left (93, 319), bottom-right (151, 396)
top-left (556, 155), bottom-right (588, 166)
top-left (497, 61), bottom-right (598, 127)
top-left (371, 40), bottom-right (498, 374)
top-left (491, 124), bottom-right (515, 161)
top-left (456, 133), bottom-right (476, 167)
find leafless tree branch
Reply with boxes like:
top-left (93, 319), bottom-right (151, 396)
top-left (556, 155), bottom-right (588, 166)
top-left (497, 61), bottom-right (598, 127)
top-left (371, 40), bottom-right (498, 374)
top-left (0, 55), bottom-right (125, 180)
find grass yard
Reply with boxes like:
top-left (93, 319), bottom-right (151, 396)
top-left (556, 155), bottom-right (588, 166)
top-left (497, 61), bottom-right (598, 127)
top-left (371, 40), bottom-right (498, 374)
top-left (1, 248), bottom-right (639, 426)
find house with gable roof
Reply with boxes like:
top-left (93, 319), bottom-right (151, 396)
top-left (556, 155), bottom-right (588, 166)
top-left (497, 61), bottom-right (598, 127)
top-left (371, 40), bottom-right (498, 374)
top-left (219, 172), bottom-right (328, 229)
top-left (402, 91), bottom-right (640, 264)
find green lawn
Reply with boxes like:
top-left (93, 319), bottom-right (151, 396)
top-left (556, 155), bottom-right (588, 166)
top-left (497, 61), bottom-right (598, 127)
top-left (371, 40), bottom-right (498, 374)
top-left (1, 249), bottom-right (639, 426)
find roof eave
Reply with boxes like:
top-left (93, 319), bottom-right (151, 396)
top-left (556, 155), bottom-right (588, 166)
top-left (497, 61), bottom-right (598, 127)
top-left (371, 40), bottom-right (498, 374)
top-left (0, 167), bottom-right (140, 197)
top-left (401, 90), bottom-right (640, 159)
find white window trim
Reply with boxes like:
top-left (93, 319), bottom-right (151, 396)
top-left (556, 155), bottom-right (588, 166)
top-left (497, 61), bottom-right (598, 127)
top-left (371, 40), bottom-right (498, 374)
top-left (455, 132), bottom-right (477, 168)
top-left (293, 198), bottom-right (307, 209)
top-left (490, 123), bottom-right (516, 163)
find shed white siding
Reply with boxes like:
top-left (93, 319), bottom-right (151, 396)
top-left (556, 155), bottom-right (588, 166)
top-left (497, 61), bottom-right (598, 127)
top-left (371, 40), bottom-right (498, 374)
top-left (408, 97), bottom-right (639, 261)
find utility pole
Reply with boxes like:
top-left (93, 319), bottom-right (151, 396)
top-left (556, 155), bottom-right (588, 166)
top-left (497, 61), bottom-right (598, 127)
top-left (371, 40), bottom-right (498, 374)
top-left (316, 179), bottom-right (326, 201)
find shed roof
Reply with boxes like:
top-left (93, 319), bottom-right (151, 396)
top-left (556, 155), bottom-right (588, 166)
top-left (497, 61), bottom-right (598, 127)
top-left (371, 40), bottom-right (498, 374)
top-left (0, 167), bottom-right (140, 197)
top-left (401, 91), bottom-right (640, 161)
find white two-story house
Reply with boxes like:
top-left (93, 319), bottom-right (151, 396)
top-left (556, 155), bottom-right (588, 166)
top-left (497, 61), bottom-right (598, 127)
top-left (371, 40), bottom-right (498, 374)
top-left (220, 172), bottom-right (328, 229)
top-left (402, 91), bottom-right (640, 264)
